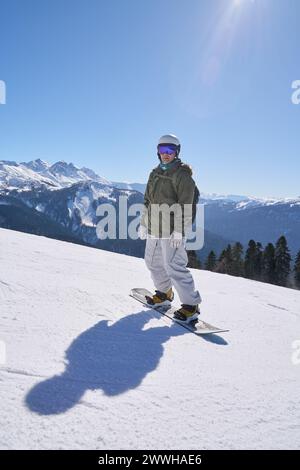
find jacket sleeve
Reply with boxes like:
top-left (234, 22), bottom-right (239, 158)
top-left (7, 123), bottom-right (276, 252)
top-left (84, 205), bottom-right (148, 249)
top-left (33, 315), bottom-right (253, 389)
top-left (174, 170), bottom-right (195, 235)
top-left (140, 176), bottom-right (151, 228)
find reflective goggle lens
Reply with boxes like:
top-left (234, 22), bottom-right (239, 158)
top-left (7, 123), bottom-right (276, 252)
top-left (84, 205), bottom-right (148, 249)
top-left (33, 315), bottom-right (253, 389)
top-left (158, 144), bottom-right (178, 155)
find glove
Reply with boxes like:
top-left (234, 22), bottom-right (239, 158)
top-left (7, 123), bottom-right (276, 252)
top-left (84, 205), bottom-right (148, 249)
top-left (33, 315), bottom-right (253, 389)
top-left (169, 231), bottom-right (183, 248)
top-left (138, 224), bottom-right (148, 240)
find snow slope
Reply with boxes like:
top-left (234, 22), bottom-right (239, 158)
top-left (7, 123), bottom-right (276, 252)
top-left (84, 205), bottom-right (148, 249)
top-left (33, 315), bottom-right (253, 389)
top-left (0, 228), bottom-right (299, 450)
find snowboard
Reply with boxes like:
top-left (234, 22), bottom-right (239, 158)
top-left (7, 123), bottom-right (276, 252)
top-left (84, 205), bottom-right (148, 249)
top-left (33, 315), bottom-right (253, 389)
top-left (130, 288), bottom-right (229, 336)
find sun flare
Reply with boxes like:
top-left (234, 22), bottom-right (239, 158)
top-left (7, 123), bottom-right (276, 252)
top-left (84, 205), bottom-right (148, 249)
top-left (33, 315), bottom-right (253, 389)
top-left (234, 0), bottom-right (256, 6)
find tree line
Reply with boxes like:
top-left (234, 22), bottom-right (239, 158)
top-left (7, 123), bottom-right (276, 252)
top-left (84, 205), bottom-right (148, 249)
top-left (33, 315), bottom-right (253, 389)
top-left (188, 236), bottom-right (300, 289)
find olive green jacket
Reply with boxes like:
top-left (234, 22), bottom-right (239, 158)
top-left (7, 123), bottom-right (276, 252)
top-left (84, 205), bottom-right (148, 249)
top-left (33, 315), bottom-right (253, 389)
top-left (141, 159), bottom-right (196, 237)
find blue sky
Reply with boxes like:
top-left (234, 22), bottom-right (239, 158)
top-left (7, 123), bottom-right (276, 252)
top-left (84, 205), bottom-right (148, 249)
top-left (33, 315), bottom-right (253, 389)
top-left (0, 0), bottom-right (299, 198)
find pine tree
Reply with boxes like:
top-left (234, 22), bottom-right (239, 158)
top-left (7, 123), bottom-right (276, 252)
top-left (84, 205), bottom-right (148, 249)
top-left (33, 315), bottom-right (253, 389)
top-left (187, 250), bottom-right (202, 269)
top-left (205, 250), bottom-right (217, 271)
top-left (244, 240), bottom-right (263, 280)
top-left (216, 244), bottom-right (233, 274)
top-left (262, 243), bottom-right (276, 284)
top-left (293, 250), bottom-right (300, 289)
top-left (244, 240), bottom-right (257, 279)
top-left (231, 242), bottom-right (244, 277)
top-left (254, 242), bottom-right (263, 281)
top-left (274, 236), bottom-right (291, 287)
top-left (215, 248), bottom-right (227, 274)
top-left (226, 244), bottom-right (234, 274)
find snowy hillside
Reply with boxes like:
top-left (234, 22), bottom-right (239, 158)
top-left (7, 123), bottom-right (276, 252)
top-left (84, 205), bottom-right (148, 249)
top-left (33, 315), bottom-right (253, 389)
top-left (0, 228), bottom-right (299, 450)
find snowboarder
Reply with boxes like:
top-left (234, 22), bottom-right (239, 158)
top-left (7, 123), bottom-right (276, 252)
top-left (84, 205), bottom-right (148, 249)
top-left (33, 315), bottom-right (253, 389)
top-left (138, 134), bottom-right (202, 323)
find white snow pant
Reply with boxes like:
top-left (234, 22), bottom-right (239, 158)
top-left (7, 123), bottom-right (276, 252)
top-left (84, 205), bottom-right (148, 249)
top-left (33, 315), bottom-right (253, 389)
top-left (145, 238), bottom-right (202, 306)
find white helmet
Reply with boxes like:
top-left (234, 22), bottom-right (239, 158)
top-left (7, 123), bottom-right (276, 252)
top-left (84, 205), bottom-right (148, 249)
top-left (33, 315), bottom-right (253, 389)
top-left (157, 134), bottom-right (181, 159)
top-left (158, 134), bottom-right (181, 147)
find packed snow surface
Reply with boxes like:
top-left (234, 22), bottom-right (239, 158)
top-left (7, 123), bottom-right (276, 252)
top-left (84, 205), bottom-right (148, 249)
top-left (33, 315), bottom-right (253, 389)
top-left (0, 228), bottom-right (299, 449)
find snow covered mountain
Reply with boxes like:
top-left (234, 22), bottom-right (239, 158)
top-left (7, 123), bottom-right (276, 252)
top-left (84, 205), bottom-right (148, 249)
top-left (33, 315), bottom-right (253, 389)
top-left (111, 182), bottom-right (300, 257)
top-left (0, 158), bottom-right (145, 195)
top-left (110, 182), bottom-right (300, 258)
top-left (0, 185), bottom-right (234, 261)
top-left (203, 197), bottom-right (300, 259)
top-left (111, 181), bottom-right (147, 194)
top-left (0, 159), bottom-right (233, 259)
top-left (21, 158), bottom-right (51, 173)
top-left (0, 227), bottom-right (299, 449)
top-left (0, 180), bottom-right (146, 257)
top-left (0, 193), bottom-right (87, 246)
top-left (1, 158), bottom-right (300, 259)
top-left (0, 160), bottom-right (58, 190)
top-left (0, 159), bottom-right (110, 191)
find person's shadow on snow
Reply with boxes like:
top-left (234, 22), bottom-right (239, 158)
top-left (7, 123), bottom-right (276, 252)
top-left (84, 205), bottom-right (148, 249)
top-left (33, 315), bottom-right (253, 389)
top-left (25, 310), bottom-right (189, 415)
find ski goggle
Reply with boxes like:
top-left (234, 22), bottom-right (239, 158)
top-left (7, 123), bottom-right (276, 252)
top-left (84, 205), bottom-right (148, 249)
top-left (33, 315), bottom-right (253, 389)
top-left (157, 144), bottom-right (178, 155)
